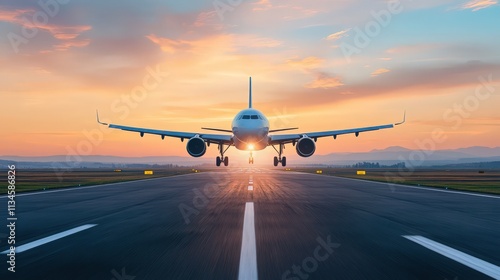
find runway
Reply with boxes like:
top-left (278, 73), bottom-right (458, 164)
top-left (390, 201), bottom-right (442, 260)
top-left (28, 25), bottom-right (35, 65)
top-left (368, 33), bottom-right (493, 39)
top-left (1, 169), bottom-right (500, 280)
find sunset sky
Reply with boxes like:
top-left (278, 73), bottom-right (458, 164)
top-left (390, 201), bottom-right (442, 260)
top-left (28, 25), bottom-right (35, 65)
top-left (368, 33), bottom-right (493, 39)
top-left (1, 0), bottom-right (499, 159)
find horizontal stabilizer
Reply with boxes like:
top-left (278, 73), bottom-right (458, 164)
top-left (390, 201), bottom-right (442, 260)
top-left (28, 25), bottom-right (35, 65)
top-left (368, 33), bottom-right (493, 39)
top-left (269, 127), bottom-right (299, 133)
top-left (202, 127), bottom-right (233, 133)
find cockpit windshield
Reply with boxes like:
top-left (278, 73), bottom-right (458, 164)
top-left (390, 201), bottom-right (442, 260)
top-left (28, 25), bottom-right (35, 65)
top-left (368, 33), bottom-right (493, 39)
top-left (238, 114), bottom-right (263, 120)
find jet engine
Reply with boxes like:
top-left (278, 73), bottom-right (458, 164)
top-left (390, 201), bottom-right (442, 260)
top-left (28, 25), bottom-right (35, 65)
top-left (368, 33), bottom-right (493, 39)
top-left (186, 137), bottom-right (206, 157)
top-left (296, 137), bottom-right (316, 157)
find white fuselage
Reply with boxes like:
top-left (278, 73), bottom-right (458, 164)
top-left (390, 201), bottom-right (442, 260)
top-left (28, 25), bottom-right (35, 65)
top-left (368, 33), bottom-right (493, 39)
top-left (231, 108), bottom-right (269, 151)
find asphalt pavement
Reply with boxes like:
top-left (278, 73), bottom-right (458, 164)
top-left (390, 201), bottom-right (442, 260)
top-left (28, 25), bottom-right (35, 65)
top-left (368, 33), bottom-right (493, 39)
top-left (1, 168), bottom-right (499, 280)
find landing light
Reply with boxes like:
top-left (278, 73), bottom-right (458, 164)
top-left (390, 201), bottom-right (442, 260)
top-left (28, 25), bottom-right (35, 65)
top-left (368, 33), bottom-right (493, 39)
top-left (247, 144), bottom-right (255, 151)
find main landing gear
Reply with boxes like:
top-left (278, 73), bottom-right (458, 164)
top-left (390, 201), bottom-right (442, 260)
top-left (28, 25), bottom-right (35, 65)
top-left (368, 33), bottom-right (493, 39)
top-left (272, 144), bottom-right (287, 167)
top-left (216, 143), bottom-right (230, 167)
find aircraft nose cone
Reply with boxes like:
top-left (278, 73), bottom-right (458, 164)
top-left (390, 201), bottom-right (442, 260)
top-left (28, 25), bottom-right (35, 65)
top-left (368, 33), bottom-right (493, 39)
top-left (235, 128), bottom-right (268, 144)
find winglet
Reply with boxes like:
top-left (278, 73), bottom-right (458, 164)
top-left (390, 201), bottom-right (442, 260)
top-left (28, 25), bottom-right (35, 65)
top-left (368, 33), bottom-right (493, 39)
top-left (96, 110), bottom-right (109, 126)
top-left (249, 77), bottom-right (252, 108)
top-left (395, 110), bottom-right (406, 126)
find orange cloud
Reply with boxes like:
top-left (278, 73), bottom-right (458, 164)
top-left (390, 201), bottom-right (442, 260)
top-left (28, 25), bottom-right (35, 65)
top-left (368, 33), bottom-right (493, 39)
top-left (325, 29), bottom-right (350, 41)
top-left (461, 0), bottom-right (497, 11)
top-left (44, 25), bottom-right (92, 51)
top-left (253, 0), bottom-right (273, 11)
top-left (306, 72), bottom-right (343, 89)
top-left (371, 68), bottom-right (390, 76)
top-left (0, 8), bottom-right (33, 21)
top-left (287, 56), bottom-right (324, 69)
top-left (0, 7), bottom-right (91, 51)
top-left (146, 34), bottom-right (192, 53)
top-left (53, 39), bottom-right (91, 51)
top-left (48, 25), bottom-right (91, 39)
top-left (147, 33), bottom-right (281, 55)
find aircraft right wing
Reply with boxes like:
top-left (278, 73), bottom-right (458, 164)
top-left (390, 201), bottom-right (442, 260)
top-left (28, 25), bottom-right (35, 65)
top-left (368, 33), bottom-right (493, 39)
top-left (269, 112), bottom-right (405, 145)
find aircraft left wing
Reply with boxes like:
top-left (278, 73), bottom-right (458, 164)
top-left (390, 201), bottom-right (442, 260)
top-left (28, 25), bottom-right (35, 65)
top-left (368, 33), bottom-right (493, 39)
top-left (269, 112), bottom-right (405, 145)
top-left (97, 111), bottom-right (232, 144)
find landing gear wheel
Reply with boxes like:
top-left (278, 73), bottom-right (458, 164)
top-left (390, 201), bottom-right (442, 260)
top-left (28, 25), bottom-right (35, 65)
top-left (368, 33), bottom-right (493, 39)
top-left (272, 144), bottom-right (287, 167)
top-left (216, 143), bottom-right (231, 166)
top-left (249, 158), bottom-right (254, 164)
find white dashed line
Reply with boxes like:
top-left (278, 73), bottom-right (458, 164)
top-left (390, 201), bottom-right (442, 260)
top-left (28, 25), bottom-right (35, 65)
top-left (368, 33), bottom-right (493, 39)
top-left (403, 235), bottom-right (500, 279)
top-left (238, 202), bottom-right (258, 280)
top-left (248, 186), bottom-right (253, 191)
top-left (1, 224), bottom-right (97, 254)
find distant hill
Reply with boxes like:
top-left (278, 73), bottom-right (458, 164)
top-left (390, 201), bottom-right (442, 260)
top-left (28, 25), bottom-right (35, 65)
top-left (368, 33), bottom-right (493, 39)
top-left (433, 161), bottom-right (500, 169)
top-left (2, 146), bottom-right (500, 168)
top-left (300, 146), bottom-right (500, 166)
top-left (0, 155), bottom-right (211, 169)
top-left (0, 155), bottom-right (201, 164)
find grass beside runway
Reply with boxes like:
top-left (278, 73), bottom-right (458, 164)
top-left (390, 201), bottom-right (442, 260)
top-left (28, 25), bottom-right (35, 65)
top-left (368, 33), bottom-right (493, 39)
top-left (0, 168), bottom-right (200, 194)
top-left (291, 168), bottom-right (500, 195)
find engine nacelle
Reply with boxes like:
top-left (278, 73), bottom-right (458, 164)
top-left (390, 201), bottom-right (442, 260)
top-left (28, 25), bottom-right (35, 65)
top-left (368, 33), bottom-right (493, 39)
top-left (186, 137), bottom-right (206, 157)
top-left (296, 137), bottom-right (316, 157)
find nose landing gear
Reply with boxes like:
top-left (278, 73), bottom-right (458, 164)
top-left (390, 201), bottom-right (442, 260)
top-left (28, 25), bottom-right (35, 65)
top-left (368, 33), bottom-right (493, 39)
top-left (249, 151), bottom-right (254, 164)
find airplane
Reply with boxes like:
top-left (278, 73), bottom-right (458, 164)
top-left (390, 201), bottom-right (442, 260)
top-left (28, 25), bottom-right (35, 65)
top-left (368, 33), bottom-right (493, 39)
top-left (97, 77), bottom-right (405, 167)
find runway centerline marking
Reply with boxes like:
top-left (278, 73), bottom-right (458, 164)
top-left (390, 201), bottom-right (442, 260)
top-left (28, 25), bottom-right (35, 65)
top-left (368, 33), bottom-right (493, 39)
top-left (1, 224), bottom-right (97, 254)
top-left (238, 202), bottom-right (258, 280)
top-left (403, 235), bottom-right (500, 279)
top-left (248, 185), bottom-right (253, 191)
